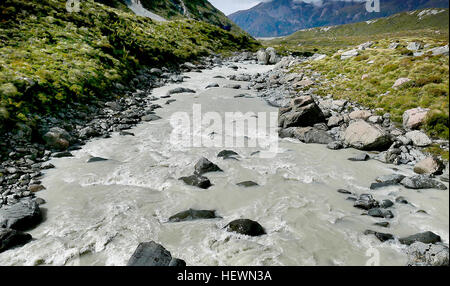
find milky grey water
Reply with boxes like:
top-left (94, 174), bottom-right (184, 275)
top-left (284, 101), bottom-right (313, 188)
top-left (0, 63), bottom-right (448, 266)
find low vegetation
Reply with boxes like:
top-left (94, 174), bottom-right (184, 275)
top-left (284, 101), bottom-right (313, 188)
top-left (0, 0), bottom-right (259, 131)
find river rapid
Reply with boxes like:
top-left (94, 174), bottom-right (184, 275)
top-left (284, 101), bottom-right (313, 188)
top-left (0, 62), bottom-right (448, 266)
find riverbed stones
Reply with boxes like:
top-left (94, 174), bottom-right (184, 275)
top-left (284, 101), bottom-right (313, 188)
top-left (349, 110), bottom-right (372, 121)
top-left (354, 194), bottom-right (379, 210)
top-left (42, 127), bottom-right (71, 151)
top-left (400, 175), bottom-right (447, 190)
top-left (194, 157), bottom-right (223, 175)
top-left (237, 181), bottom-right (259, 187)
top-left (404, 131), bottom-right (432, 147)
top-left (0, 228), bottom-right (32, 253)
top-left (348, 153), bottom-right (370, 161)
top-left (166, 87), bottom-right (196, 96)
top-left (364, 230), bottom-right (394, 242)
top-left (370, 174), bottom-right (406, 189)
top-left (0, 198), bottom-right (42, 230)
top-left (414, 157), bottom-right (444, 175)
top-left (226, 219), bottom-right (266, 236)
top-left (402, 108), bottom-right (429, 130)
top-left (344, 120), bottom-right (391, 151)
top-left (179, 175), bottom-right (212, 189)
top-left (367, 208), bottom-right (394, 219)
top-left (127, 241), bottom-right (186, 266)
top-left (399, 231), bottom-right (442, 245)
top-left (168, 209), bottom-right (219, 222)
top-left (278, 96), bottom-right (325, 129)
top-left (406, 242), bottom-right (449, 266)
top-left (279, 127), bottom-right (333, 144)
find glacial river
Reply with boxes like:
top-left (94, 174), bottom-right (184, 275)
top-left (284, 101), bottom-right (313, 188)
top-left (0, 63), bottom-right (448, 266)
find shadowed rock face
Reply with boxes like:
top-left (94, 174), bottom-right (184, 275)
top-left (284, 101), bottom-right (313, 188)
top-left (399, 231), bottom-right (442, 245)
top-left (127, 241), bottom-right (186, 266)
top-left (0, 228), bottom-right (32, 253)
top-left (179, 174), bottom-right (212, 189)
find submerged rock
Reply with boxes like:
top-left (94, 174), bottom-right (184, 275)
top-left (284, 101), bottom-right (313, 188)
top-left (370, 174), bottom-right (406, 190)
top-left (400, 175), bottom-right (448, 190)
top-left (354, 194), bottom-right (379, 210)
top-left (348, 153), bottom-right (370, 161)
top-left (364, 230), bottom-right (395, 242)
top-left (179, 175), bottom-right (212, 189)
top-left (217, 150), bottom-right (239, 159)
top-left (236, 181), bottom-right (259, 187)
top-left (367, 208), bottom-right (394, 219)
top-left (0, 198), bottom-right (42, 230)
top-left (166, 87), bottom-right (196, 96)
top-left (0, 228), bottom-right (32, 253)
top-left (127, 241), bottom-right (186, 266)
top-left (226, 219), bottom-right (266, 236)
top-left (194, 157), bottom-right (223, 175)
top-left (87, 157), bottom-right (108, 163)
top-left (169, 209), bottom-right (219, 222)
top-left (400, 231), bottom-right (442, 246)
top-left (407, 242), bottom-right (449, 266)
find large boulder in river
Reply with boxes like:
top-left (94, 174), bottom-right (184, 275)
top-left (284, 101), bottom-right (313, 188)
top-left (278, 96), bottom-right (325, 128)
top-left (400, 175), bottom-right (447, 190)
top-left (226, 219), bottom-right (266, 236)
top-left (402, 108), bottom-right (429, 130)
top-left (0, 228), bottom-right (32, 253)
top-left (256, 49), bottom-right (269, 65)
top-left (344, 120), bottom-right (391, 151)
top-left (194, 157), bottom-right (223, 175)
top-left (42, 127), bottom-right (71, 150)
top-left (179, 174), bottom-right (212, 189)
top-left (127, 241), bottom-right (186, 266)
top-left (266, 47), bottom-right (279, 64)
top-left (399, 231), bottom-right (442, 246)
top-left (407, 242), bottom-right (449, 266)
top-left (0, 198), bottom-right (42, 231)
top-left (414, 157), bottom-right (445, 175)
top-left (169, 209), bottom-right (219, 222)
top-left (279, 127), bottom-right (333, 144)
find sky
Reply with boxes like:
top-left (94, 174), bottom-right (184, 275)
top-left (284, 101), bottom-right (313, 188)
top-left (208, 0), bottom-right (364, 15)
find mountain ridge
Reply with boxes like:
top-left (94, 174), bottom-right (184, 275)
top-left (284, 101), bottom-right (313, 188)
top-left (229, 0), bottom-right (450, 37)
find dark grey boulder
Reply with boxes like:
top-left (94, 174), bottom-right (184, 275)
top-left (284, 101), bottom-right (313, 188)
top-left (348, 153), bottom-right (370, 162)
top-left (279, 127), bottom-right (333, 144)
top-left (380, 199), bottom-right (394, 208)
top-left (407, 242), bottom-right (449, 266)
top-left (395, 196), bottom-right (409, 204)
top-left (367, 208), bottom-right (394, 219)
top-left (166, 87), bottom-right (196, 96)
top-left (205, 83), bottom-right (219, 89)
top-left (364, 230), bottom-right (395, 242)
top-left (399, 231), bottom-right (442, 245)
top-left (0, 228), bottom-right (32, 253)
top-left (226, 219), bottom-right (266, 237)
top-left (217, 150), bottom-right (239, 159)
top-left (400, 175), bottom-right (448, 190)
top-left (370, 174), bottom-right (406, 190)
top-left (223, 84), bottom-right (241, 89)
top-left (327, 141), bottom-right (344, 150)
top-left (354, 194), bottom-right (379, 210)
top-left (237, 181), bottom-right (259, 187)
top-left (169, 209), bottom-right (219, 222)
top-left (52, 151), bottom-right (73, 158)
top-left (142, 114), bottom-right (161, 122)
top-left (194, 157), bottom-right (223, 175)
top-left (374, 222), bottom-right (390, 228)
top-left (0, 198), bottom-right (42, 230)
top-left (87, 157), bottom-right (108, 163)
top-left (179, 175), bottom-right (212, 189)
top-left (337, 189), bottom-right (352, 195)
top-left (127, 241), bottom-right (186, 266)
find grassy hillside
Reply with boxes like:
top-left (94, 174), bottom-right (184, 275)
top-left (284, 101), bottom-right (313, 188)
top-left (266, 8), bottom-right (449, 54)
top-left (137, 0), bottom-right (245, 34)
top-left (0, 0), bottom-right (259, 131)
top-left (267, 9), bottom-right (449, 157)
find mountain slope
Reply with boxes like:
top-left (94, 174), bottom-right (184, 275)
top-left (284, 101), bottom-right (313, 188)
top-left (0, 0), bottom-right (258, 130)
top-left (229, 0), bottom-right (450, 37)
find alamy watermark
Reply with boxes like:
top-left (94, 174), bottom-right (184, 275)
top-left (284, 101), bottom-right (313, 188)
top-left (66, 0), bottom-right (80, 13)
top-left (169, 104), bottom-right (279, 158)
top-left (366, 0), bottom-right (381, 13)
